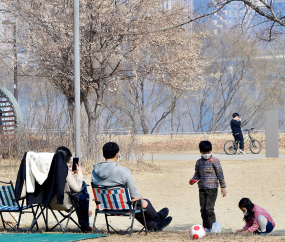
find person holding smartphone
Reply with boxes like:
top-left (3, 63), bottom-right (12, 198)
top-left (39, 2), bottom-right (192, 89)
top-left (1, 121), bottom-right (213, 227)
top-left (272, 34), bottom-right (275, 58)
top-left (55, 147), bottom-right (92, 232)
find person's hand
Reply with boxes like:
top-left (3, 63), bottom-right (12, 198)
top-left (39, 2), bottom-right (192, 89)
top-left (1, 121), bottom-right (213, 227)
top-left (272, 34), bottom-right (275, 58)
top-left (221, 187), bottom-right (227, 197)
top-left (76, 164), bottom-right (82, 175)
top-left (189, 180), bottom-right (197, 185)
top-left (236, 228), bottom-right (247, 234)
top-left (241, 230), bottom-right (250, 234)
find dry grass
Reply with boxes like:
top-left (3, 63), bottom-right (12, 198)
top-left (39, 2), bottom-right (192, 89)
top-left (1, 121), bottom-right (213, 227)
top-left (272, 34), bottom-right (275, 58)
top-left (0, 160), bottom-right (19, 182)
top-left (82, 231), bottom-right (285, 242)
top-left (139, 133), bottom-right (285, 154)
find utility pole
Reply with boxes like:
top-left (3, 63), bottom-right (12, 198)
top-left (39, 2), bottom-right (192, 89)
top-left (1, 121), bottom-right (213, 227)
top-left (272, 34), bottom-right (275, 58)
top-left (13, 23), bottom-right (18, 101)
top-left (73, 0), bottom-right (81, 160)
top-left (2, 21), bottom-right (18, 101)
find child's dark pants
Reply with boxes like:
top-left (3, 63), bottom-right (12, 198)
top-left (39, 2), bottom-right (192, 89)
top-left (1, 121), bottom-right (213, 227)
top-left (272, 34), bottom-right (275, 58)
top-left (199, 188), bottom-right (218, 230)
top-left (234, 133), bottom-right (244, 150)
top-left (135, 199), bottom-right (160, 230)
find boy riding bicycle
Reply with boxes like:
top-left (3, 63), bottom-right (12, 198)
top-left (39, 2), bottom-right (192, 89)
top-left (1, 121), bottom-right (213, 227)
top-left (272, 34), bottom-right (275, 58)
top-left (230, 113), bottom-right (246, 155)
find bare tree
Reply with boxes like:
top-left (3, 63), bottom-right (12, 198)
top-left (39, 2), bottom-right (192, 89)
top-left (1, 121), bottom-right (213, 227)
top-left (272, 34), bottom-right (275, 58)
top-left (162, 0), bottom-right (285, 42)
top-left (179, 26), bottom-right (271, 132)
top-left (1, 0), bottom-right (207, 157)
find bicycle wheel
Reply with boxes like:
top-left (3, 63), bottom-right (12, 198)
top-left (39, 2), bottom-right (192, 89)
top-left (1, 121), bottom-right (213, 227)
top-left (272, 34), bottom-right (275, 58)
top-left (249, 139), bottom-right (261, 154)
top-left (224, 140), bottom-right (237, 155)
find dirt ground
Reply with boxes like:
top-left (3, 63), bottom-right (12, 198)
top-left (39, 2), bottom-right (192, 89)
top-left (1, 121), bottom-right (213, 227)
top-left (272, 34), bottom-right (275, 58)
top-left (1, 156), bottom-right (285, 241)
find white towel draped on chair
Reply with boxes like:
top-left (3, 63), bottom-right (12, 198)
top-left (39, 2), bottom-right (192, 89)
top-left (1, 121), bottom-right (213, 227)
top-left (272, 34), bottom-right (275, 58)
top-left (26, 152), bottom-right (54, 193)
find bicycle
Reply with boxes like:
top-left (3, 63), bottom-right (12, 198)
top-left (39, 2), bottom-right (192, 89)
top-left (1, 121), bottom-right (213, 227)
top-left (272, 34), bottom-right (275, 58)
top-left (224, 128), bottom-right (262, 155)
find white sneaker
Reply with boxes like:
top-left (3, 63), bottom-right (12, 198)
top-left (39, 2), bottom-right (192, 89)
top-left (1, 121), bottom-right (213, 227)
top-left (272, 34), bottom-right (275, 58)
top-left (240, 150), bottom-right (246, 155)
top-left (205, 228), bottom-right (211, 233)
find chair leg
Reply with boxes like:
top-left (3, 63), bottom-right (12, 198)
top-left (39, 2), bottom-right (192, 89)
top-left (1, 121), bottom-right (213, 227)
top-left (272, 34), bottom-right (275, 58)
top-left (129, 202), bottom-right (137, 236)
top-left (31, 206), bottom-right (39, 231)
top-left (49, 207), bottom-right (64, 233)
top-left (141, 207), bottom-right (148, 235)
top-left (14, 210), bottom-right (22, 232)
top-left (105, 214), bottom-right (110, 233)
top-left (37, 206), bottom-right (48, 231)
top-left (0, 212), bottom-right (6, 230)
top-left (128, 211), bottom-right (136, 235)
top-left (46, 208), bottom-right (49, 231)
top-left (49, 210), bottom-right (80, 232)
top-left (92, 210), bottom-right (99, 234)
top-left (28, 206), bottom-right (45, 233)
top-left (64, 208), bottom-right (74, 232)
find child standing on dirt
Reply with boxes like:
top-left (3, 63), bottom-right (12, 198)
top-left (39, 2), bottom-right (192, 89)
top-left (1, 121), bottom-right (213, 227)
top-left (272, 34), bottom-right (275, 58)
top-left (231, 113), bottom-right (246, 155)
top-left (189, 141), bottom-right (227, 232)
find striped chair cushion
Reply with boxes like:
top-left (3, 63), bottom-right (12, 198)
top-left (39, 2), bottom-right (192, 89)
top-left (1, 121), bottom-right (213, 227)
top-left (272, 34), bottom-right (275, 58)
top-left (0, 205), bottom-right (30, 211)
top-left (0, 185), bottom-right (17, 207)
top-left (92, 187), bottom-right (132, 210)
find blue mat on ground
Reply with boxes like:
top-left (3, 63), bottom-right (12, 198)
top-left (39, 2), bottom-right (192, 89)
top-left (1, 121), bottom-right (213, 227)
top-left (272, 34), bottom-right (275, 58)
top-left (0, 233), bottom-right (108, 242)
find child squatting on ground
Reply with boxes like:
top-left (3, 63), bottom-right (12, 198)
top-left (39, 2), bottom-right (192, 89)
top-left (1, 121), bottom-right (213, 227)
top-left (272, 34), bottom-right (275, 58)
top-left (236, 198), bottom-right (275, 235)
top-left (189, 141), bottom-right (227, 232)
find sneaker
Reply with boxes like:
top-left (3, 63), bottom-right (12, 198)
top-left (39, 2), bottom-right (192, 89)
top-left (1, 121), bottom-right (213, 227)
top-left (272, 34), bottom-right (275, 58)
top-left (259, 232), bottom-right (267, 236)
top-left (158, 208), bottom-right (169, 220)
top-left (85, 226), bottom-right (92, 232)
top-left (154, 216), bottom-right (172, 232)
top-left (205, 228), bottom-right (211, 233)
top-left (240, 150), bottom-right (246, 155)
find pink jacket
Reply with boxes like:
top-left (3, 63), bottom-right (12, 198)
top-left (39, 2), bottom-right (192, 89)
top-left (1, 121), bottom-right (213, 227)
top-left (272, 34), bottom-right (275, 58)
top-left (244, 204), bottom-right (275, 232)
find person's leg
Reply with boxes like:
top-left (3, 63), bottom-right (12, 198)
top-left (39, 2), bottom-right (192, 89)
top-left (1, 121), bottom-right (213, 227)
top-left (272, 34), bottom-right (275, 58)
top-left (81, 181), bottom-right (90, 225)
top-left (73, 181), bottom-right (90, 231)
top-left (204, 189), bottom-right (218, 229)
top-left (237, 133), bottom-right (244, 150)
top-left (135, 199), bottom-right (160, 230)
top-left (266, 221), bottom-right (274, 233)
top-left (258, 215), bottom-right (274, 234)
top-left (258, 215), bottom-right (267, 232)
top-left (234, 134), bottom-right (239, 144)
top-left (199, 189), bottom-right (209, 229)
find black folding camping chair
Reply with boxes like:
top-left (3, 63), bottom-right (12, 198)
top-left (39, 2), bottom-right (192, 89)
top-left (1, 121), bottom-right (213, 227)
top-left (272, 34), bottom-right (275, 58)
top-left (28, 183), bottom-right (88, 233)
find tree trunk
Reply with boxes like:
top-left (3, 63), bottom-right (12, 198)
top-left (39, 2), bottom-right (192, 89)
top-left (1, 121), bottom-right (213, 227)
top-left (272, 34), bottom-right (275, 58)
top-left (67, 97), bottom-right (75, 129)
top-left (82, 86), bottom-right (103, 160)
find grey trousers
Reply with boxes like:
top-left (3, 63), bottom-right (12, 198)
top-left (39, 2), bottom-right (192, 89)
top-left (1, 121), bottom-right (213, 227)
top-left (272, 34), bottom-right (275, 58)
top-left (199, 188), bottom-right (218, 229)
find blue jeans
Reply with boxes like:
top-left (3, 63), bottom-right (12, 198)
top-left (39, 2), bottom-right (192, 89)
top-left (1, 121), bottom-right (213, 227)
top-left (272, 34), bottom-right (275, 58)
top-left (264, 221), bottom-right (274, 233)
top-left (72, 181), bottom-right (90, 231)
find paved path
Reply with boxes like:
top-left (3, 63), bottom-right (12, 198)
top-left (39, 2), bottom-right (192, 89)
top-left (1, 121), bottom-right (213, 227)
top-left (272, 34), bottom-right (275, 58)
top-left (144, 153), bottom-right (285, 161)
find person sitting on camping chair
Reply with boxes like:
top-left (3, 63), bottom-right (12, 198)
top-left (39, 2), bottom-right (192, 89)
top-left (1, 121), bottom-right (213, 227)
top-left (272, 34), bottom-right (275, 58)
top-left (91, 142), bottom-right (172, 232)
top-left (55, 147), bottom-right (92, 232)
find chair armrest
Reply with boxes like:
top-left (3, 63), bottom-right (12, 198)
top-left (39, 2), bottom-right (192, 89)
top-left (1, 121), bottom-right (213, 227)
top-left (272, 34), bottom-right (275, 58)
top-left (70, 184), bottom-right (89, 196)
top-left (15, 195), bottom-right (26, 202)
top-left (79, 184), bottom-right (89, 193)
top-left (131, 197), bottom-right (143, 203)
top-left (92, 199), bottom-right (101, 205)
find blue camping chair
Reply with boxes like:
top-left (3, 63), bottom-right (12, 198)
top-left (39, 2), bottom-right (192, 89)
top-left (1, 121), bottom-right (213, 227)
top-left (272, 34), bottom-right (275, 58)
top-left (0, 180), bottom-right (38, 232)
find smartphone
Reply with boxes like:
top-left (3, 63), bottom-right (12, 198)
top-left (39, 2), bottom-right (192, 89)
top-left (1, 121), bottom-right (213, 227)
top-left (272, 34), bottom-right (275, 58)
top-left (72, 158), bottom-right (79, 171)
top-left (190, 180), bottom-right (197, 183)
